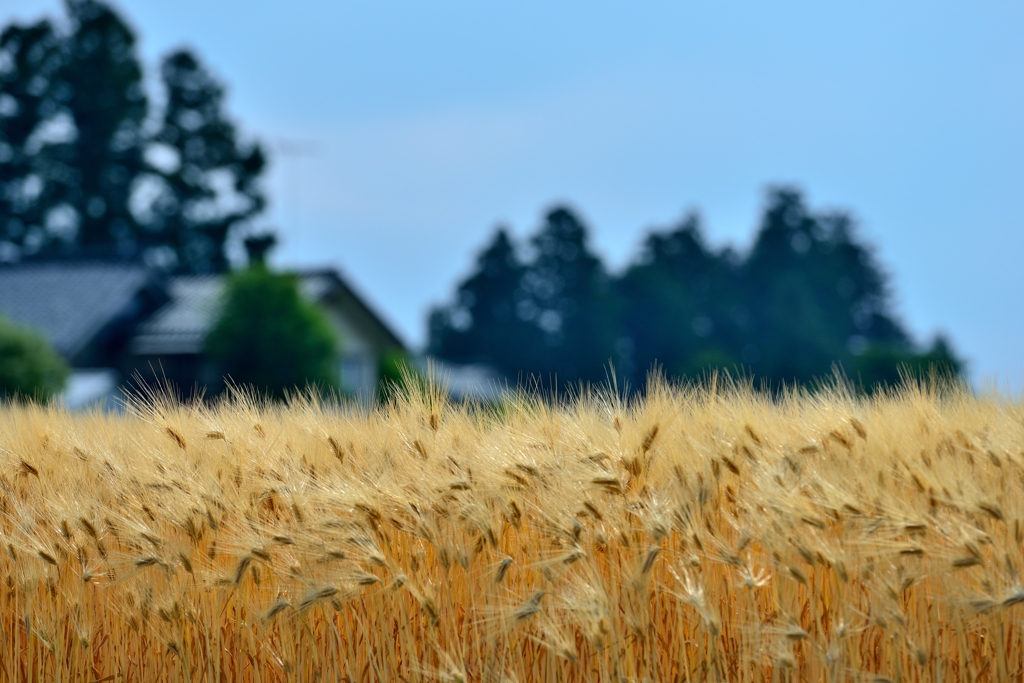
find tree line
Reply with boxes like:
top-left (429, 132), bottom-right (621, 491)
top-left (1, 0), bottom-right (264, 273)
top-left (2, 2), bottom-right (964, 398)
top-left (1, 0), bottom-right (302, 402)
top-left (428, 188), bottom-right (962, 392)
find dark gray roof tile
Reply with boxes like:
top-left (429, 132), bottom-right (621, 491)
top-left (130, 276), bottom-right (223, 355)
top-left (130, 269), bottom-right (406, 356)
top-left (0, 262), bottom-right (154, 358)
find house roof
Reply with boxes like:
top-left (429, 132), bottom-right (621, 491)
top-left (0, 262), bottom-right (158, 360)
top-left (297, 268), bottom-right (406, 350)
top-left (130, 267), bottom-right (406, 356)
top-left (129, 275), bottom-right (223, 355)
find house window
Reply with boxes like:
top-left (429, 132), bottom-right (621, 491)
top-left (340, 354), bottom-right (368, 395)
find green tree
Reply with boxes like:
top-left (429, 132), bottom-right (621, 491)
top-left (205, 266), bottom-right (339, 399)
top-left (616, 212), bottom-right (742, 387)
top-left (430, 189), bottom-right (964, 392)
top-left (141, 49), bottom-right (266, 273)
top-left (429, 208), bottom-right (619, 387)
top-left (427, 227), bottom-right (542, 378)
top-left (52, 0), bottom-right (149, 255)
top-left (0, 0), bottom-right (267, 268)
top-left (519, 207), bottom-right (619, 385)
top-left (0, 316), bottom-right (69, 401)
top-left (740, 188), bottom-right (942, 387)
top-left (377, 348), bottom-right (423, 403)
top-left (851, 334), bottom-right (962, 389)
top-left (0, 19), bottom-right (65, 256)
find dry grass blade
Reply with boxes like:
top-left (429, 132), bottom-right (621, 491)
top-left (0, 375), bottom-right (1016, 682)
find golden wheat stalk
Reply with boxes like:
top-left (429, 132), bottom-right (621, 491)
top-left (0, 375), bottom-right (1021, 681)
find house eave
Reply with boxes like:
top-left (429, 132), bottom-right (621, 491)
top-left (130, 334), bottom-right (206, 356)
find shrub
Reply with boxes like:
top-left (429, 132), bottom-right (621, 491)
top-left (0, 316), bottom-right (68, 402)
top-left (852, 335), bottom-right (963, 390)
top-left (206, 266), bottom-right (340, 399)
top-left (377, 348), bottom-right (423, 403)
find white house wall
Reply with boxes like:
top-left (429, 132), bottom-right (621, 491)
top-left (318, 306), bottom-right (378, 399)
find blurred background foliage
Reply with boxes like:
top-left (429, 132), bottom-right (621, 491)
top-left (0, 0), bottom-right (264, 273)
top-left (0, 315), bottom-right (68, 401)
top-left (205, 264), bottom-right (339, 400)
top-left (1, 1), bottom-right (964, 400)
top-left (429, 188), bottom-right (963, 392)
top-left (377, 348), bottom-right (425, 404)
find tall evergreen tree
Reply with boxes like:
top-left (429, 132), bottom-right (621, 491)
top-left (741, 188), bottom-right (911, 384)
top-left (0, 20), bottom-right (65, 256)
top-left (0, 0), bottom-right (266, 268)
top-left (429, 209), bottom-right (619, 386)
top-left (53, 0), bottom-right (148, 255)
top-left (140, 49), bottom-right (266, 273)
top-left (430, 189), bottom-right (963, 392)
top-left (428, 227), bottom-right (541, 377)
top-left (518, 207), bottom-right (618, 384)
top-left (616, 213), bottom-right (742, 387)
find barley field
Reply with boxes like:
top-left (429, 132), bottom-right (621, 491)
top-left (0, 376), bottom-right (1022, 682)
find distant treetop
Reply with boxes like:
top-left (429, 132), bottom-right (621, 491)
top-left (429, 188), bottom-right (963, 392)
top-left (0, 0), bottom-right (267, 273)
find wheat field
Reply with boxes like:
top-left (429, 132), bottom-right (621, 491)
top-left (0, 376), bottom-right (1022, 682)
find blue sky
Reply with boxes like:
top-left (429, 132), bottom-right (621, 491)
top-left (5, 1), bottom-right (1024, 392)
